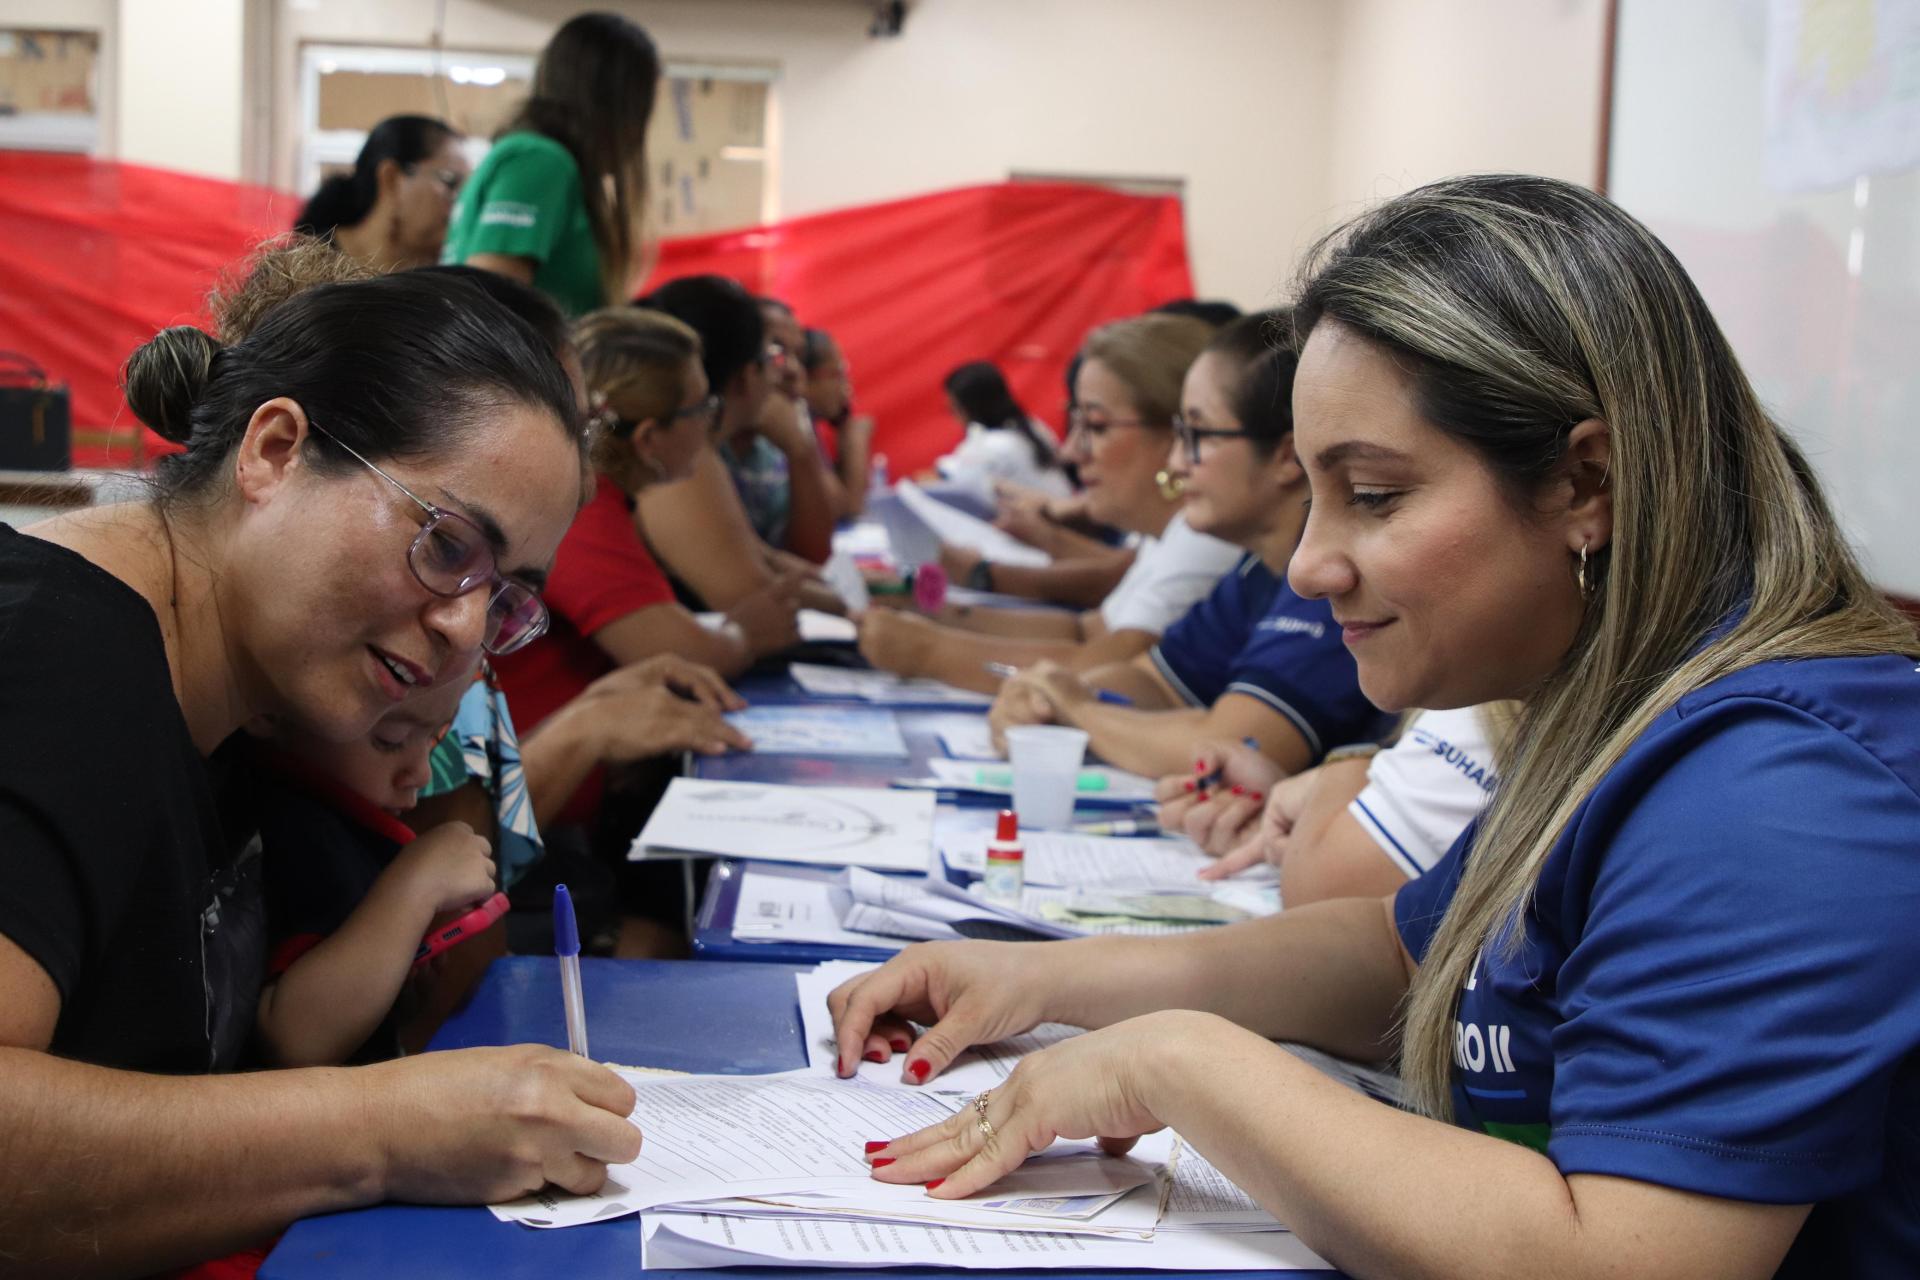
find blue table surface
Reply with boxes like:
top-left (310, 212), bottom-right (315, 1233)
top-left (266, 956), bottom-right (1331, 1278)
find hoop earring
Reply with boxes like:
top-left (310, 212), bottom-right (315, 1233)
top-left (1155, 469), bottom-right (1186, 501)
top-left (1576, 539), bottom-right (1591, 600)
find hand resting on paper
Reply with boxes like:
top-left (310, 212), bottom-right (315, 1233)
top-left (827, 940), bottom-right (1051, 1085)
top-left (864, 1014), bottom-right (1213, 1199)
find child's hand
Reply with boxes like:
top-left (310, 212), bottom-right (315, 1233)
top-left (388, 822), bottom-right (498, 916)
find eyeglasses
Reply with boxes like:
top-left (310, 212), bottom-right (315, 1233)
top-left (410, 164), bottom-right (466, 197)
top-left (1066, 406), bottom-right (1154, 440)
top-left (308, 422), bottom-right (549, 657)
top-left (1172, 413), bottom-right (1255, 460)
top-left (591, 393), bottom-right (722, 440)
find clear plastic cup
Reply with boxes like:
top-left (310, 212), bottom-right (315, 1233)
top-left (1005, 725), bottom-right (1091, 832)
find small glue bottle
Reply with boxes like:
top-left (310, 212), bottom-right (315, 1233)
top-left (983, 809), bottom-right (1024, 903)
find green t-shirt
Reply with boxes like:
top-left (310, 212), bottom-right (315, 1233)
top-left (442, 131), bottom-right (605, 317)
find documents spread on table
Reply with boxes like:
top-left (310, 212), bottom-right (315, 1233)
top-left (789, 662), bottom-right (993, 708)
top-left (632, 779), bottom-right (935, 873)
top-left (486, 961), bottom-right (1404, 1271)
top-left (894, 478), bottom-right (1054, 569)
top-left (731, 868), bottom-right (907, 953)
top-left (724, 705), bottom-right (909, 758)
top-left (939, 827), bottom-right (1273, 891)
top-left (930, 713), bottom-right (1001, 760)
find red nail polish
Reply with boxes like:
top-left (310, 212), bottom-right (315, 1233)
top-left (890, 1038), bottom-right (911, 1053)
top-left (926, 1179), bottom-right (945, 1189)
top-left (907, 1059), bottom-right (930, 1082)
top-left (1249, 792), bottom-right (1264, 804)
top-left (872, 1157), bottom-right (896, 1168)
top-left (864, 1141), bottom-right (889, 1153)
top-left (1193, 760), bottom-right (1206, 773)
top-left (865, 1049), bottom-right (885, 1063)
top-left (1183, 779), bottom-right (1196, 793)
top-left (1231, 785), bottom-right (1244, 795)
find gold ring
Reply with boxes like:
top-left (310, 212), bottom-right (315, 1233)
top-left (972, 1090), bottom-right (997, 1149)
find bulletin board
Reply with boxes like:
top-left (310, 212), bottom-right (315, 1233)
top-left (1608, 0), bottom-right (1920, 595)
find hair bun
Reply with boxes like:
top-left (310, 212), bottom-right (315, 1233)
top-left (124, 325), bottom-right (221, 444)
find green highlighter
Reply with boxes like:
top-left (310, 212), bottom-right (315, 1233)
top-left (972, 767), bottom-right (1110, 792)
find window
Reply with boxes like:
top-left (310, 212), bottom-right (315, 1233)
top-left (298, 45), bottom-right (777, 236)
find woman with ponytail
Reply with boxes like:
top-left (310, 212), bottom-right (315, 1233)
top-left (293, 114), bottom-right (465, 271)
top-left (443, 11), bottom-right (659, 315)
top-left (825, 175), bottom-right (1920, 1277)
top-left (0, 268), bottom-right (644, 1274)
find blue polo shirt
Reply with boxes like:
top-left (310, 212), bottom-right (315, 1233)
top-left (1396, 654), bottom-right (1920, 1277)
top-left (1147, 555), bottom-right (1392, 761)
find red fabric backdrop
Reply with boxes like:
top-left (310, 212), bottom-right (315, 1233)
top-left (0, 152), bottom-right (1192, 473)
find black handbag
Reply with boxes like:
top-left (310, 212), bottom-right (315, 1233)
top-left (0, 351), bottom-right (71, 471)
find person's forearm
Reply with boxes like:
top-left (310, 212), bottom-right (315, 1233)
top-left (635, 452), bottom-right (777, 610)
top-left (977, 553), bottom-right (1131, 609)
top-left (1055, 701), bottom-right (1204, 777)
top-left (518, 705), bottom-right (601, 828)
top-left (838, 430), bottom-right (873, 516)
top-left (777, 440), bottom-right (837, 563)
top-left (257, 879), bottom-right (434, 1067)
top-left (1027, 521), bottom-right (1111, 561)
top-left (1048, 896), bottom-right (1408, 1058)
top-left (901, 630), bottom-right (1088, 694)
top-left (937, 603), bottom-right (1085, 640)
top-left (1147, 1014), bottom-right (1590, 1280)
top-left (0, 1049), bottom-right (382, 1277)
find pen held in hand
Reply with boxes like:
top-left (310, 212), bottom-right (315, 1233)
top-left (554, 883), bottom-right (589, 1059)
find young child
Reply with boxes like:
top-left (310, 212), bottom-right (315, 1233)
top-left (252, 677), bottom-right (499, 1068)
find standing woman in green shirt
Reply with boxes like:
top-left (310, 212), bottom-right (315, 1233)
top-left (443, 11), bottom-right (660, 316)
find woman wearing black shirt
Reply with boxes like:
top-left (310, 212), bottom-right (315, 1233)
top-left (0, 269), bottom-right (640, 1274)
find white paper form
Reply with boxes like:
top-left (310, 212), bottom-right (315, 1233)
top-left (940, 829), bottom-right (1244, 890)
top-left (927, 713), bottom-right (1001, 761)
top-left (641, 1207), bottom-right (1335, 1270)
top-left (798, 608), bottom-right (860, 643)
top-left (794, 959), bottom-right (1084, 1093)
top-left (731, 871), bottom-right (907, 952)
top-left (725, 705), bottom-right (908, 758)
top-left (922, 757), bottom-right (1158, 803)
top-left (837, 868), bottom-right (1078, 941)
top-left (821, 549), bottom-right (872, 612)
top-left (491, 1070), bottom-right (962, 1227)
top-left (632, 779), bottom-right (935, 873)
top-left (789, 662), bottom-right (993, 708)
top-left (895, 478), bottom-right (1053, 569)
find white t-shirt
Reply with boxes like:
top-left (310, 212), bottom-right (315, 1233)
top-left (1097, 511), bottom-right (1242, 635)
top-left (1348, 705), bottom-right (1498, 879)
top-left (936, 422), bottom-right (1073, 498)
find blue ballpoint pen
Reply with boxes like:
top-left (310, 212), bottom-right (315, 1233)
top-left (554, 883), bottom-right (589, 1058)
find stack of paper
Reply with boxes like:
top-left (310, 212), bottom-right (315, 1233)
top-left (632, 779), bottom-right (935, 873)
top-left (892, 479), bottom-right (1054, 569)
top-left (789, 662), bottom-right (993, 708)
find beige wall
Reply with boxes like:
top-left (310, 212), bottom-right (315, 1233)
top-left (3, 0), bottom-right (1610, 306)
top-left (1323, 0), bottom-right (1610, 217)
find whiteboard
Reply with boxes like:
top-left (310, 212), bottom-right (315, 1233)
top-left (1608, 0), bottom-right (1920, 595)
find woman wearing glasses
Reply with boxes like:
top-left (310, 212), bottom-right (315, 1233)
top-left (295, 114), bottom-right (468, 273)
top-left (986, 311), bottom-right (1393, 779)
top-left (492, 307), bottom-right (796, 827)
top-left (0, 269), bottom-right (643, 1275)
top-left (858, 313), bottom-right (1241, 695)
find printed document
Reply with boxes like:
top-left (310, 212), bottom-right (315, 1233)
top-left (632, 779), bottom-right (934, 873)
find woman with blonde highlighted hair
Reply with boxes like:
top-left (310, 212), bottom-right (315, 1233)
top-left (823, 175), bottom-right (1920, 1277)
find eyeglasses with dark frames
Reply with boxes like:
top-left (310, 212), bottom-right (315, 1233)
top-left (308, 422), bottom-right (549, 656)
top-left (1172, 413), bottom-right (1256, 460)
